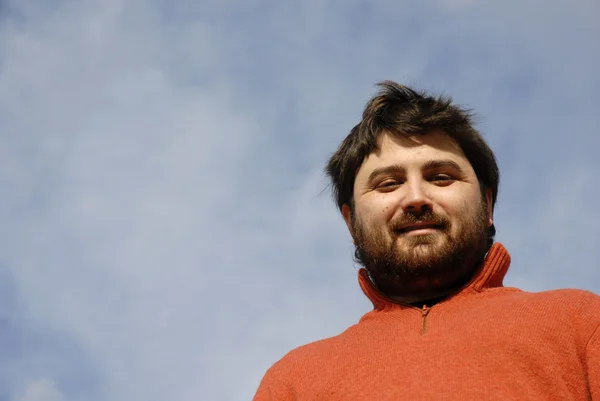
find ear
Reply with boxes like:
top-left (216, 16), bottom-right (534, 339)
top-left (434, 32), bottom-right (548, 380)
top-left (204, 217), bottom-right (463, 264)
top-left (485, 188), bottom-right (494, 227)
top-left (341, 204), bottom-right (354, 238)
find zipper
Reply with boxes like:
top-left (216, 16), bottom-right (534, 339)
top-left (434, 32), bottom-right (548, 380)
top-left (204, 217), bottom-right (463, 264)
top-left (420, 305), bottom-right (430, 334)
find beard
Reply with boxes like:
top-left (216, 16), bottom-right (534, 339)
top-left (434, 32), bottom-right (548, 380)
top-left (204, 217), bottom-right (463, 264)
top-left (351, 199), bottom-right (490, 300)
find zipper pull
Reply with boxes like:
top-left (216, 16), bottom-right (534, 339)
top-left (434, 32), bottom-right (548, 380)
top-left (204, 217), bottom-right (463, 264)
top-left (421, 305), bottom-right (430, 334)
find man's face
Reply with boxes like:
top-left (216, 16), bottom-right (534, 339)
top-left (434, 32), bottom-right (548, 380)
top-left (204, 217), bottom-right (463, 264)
top-left (342, 131), bottom-right (493, 300)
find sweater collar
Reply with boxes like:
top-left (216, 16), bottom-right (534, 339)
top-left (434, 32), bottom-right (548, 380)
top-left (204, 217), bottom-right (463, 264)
top-left (358, 242), bottom-right (512, 310)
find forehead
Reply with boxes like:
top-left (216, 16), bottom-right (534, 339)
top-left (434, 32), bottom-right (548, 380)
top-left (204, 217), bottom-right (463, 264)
top-left (358, 130), bottom-right (474, 176)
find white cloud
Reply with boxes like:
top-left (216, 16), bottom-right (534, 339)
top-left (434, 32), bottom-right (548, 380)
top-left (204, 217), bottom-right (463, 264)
top-left (13, 379), bottom-right (65, 401)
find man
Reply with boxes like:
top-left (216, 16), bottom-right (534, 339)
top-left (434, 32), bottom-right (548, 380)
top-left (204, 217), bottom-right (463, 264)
top-left (253, 81), bottom-right (600, 400)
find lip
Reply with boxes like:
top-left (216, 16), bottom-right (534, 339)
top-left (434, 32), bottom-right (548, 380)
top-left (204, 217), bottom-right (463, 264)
top-left (397, 222), bottom-right (442, 233)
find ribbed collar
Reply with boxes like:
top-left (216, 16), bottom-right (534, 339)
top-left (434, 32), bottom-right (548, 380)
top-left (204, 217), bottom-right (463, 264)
top-left (358, 242), bottom-right (512, 310)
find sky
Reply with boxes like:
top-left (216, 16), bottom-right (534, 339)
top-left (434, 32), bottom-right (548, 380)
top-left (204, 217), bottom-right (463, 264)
top-left (0, 0), bottom-right (599, 400)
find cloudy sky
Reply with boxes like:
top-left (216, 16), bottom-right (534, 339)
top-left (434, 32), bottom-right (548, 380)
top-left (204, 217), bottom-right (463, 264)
top-left (1, 0), bottom-right (599, 400)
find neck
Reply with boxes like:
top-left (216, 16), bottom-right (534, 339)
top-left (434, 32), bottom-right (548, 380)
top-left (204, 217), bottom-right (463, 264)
top-left (389, 287), bottom-right (458, 306)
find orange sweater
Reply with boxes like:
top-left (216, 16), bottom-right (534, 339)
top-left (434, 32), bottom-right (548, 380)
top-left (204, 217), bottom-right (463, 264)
top-left (253, 243), bottom-right (600, 400)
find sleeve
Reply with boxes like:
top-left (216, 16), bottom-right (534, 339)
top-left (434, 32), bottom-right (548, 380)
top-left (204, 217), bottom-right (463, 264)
top-left (588, 322), bottom-right (600, 399)
top-left (252, 364), bottom-right (295, 401)
top-left (252, 378), bottom-right (272, 401)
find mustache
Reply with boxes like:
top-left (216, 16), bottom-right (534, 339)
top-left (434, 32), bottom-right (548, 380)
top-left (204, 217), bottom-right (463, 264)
top-left (389, 210), bottom-right (449, 232)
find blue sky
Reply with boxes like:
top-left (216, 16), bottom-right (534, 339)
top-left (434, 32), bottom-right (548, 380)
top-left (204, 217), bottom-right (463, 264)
top-left (1, 0), bottom-right (599, 400)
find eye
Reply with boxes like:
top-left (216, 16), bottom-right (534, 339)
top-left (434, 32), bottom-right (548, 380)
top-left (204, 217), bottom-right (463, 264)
top-left (376, 179), bottom-right (402, 191)
top-left (428, 174), bottom-right (455, 185)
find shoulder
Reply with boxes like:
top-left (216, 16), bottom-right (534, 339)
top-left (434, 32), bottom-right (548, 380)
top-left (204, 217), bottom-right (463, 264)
top-left (527, 288), bottom-right (600, 309)
top-left (484, 287), bottom-right (600, 329)
top-left (482, 285), bottom-right (600, 309)
top-left (269, 332), bottom-right (347, 373)
top-left (258, 325), bottom-right (360, 387)
top-left (522, 288), bottom-right (600, 335)
top-left (254, 328), bottom-right (363, 400)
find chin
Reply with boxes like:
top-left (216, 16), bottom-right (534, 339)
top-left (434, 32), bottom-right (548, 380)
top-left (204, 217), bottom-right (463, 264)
top-left (397, 234), bottom-right (443, 248)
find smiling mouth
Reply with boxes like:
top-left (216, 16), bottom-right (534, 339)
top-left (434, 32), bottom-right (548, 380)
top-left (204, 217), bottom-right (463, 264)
top-left (397, 223), bottom-right (443, 234)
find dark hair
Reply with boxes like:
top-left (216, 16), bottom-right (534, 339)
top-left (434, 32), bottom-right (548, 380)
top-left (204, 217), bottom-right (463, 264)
top-left (325, 81), bottom-right (499, 242)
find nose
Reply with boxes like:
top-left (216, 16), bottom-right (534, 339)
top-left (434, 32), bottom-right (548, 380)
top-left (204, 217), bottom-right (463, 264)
top-left (400, 179), bottom-right (432, 214)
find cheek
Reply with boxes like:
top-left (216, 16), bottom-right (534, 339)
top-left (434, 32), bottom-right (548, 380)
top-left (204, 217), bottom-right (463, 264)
top-left (354, 200), bottom-right (394, 231)
top-left (449, 194), bottom-right (483, 221)
top-left (365, 197), bottom-right (396, 223)
top-left (437, 191), bottom-right (480, 220)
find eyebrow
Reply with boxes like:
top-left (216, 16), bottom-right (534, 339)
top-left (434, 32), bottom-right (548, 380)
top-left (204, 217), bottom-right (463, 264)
top-left (422, 159), bottom-right (464, 173)
top-left (367, 165), bottom-right (405, 184)
top-left (366, 159), bottom-right (464, 184)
